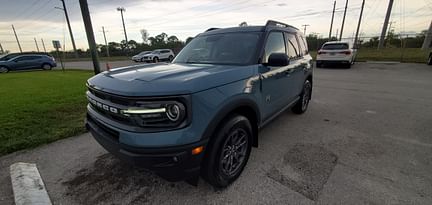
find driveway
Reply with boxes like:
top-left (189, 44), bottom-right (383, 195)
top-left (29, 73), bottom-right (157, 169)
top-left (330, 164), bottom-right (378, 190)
top-left (1, 62), bottom-right (431, 204)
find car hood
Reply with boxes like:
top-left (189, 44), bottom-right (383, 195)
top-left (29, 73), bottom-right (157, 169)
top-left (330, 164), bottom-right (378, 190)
top-left (87, 63), bottom-right (257, 96)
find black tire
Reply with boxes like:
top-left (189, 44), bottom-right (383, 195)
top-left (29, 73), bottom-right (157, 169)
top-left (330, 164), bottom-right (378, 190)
top-left (41, 63), bottom-right (52, 70)
top-left (428, 53), bottom-right (432, 65)
top-left (345, 63), bottom-right (352, 68)
top-left (0, 66), bottom-right (9, 73)
top-left (153, 57), bottom-right (159, 63)
top-left (168, 55), bottom-right (174, 62)
top-left (202, 115), bottom-right (253, 188)
top-left (292, 80), bottom-right (312, 114)
top-left (140, 57), bottom-right (145, 62)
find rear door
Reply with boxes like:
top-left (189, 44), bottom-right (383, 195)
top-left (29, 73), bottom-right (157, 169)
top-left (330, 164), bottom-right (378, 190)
top-left (285, 33), bottom-right (306, 97)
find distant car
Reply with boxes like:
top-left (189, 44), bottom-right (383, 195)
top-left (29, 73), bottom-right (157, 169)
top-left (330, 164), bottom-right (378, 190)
top-left (131, 51), bottom-right (152, 62)
top-left (141, 49), bottom-right (175, 63)
top-left (316, 41), bottom-right (356, 68)
top-left (0, 54), bottom-right (56, 73)
top-left (0, 52), bottom-right (52, 61)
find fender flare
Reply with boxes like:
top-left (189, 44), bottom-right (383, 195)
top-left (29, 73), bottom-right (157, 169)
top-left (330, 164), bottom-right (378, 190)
top-left (201, 96), bottom-right (261, 147)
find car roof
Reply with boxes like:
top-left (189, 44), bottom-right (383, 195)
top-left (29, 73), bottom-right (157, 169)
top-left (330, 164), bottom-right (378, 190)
top-left (199, 22), bottom-right (300, 37)
top-left (323, 41), bottom-right (350, 45)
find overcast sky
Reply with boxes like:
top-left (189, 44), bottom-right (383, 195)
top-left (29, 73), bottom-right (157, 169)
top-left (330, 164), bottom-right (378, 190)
top-left (0, 0), bottom-right (430, 52)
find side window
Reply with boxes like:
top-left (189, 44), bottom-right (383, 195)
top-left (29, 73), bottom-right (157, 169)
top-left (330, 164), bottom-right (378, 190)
top-left (296, 35), bottom-right (308, 55)
top-left (285, 33), bottom-right (299, 59)
top-left (300, 36), bottom-right (308, 54)
top-left (263, 32), bottom-right (285, 63)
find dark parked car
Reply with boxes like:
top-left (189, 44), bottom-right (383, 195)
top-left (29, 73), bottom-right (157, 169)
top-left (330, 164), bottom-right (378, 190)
top-left (0, 54), bottom-right (56, 73)
top-left (0, 52), bottom-right (52, 61)
top-left (85, 20), bottom-right (313, 187)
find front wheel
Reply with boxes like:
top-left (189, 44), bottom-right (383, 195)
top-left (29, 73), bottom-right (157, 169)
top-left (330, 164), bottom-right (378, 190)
top-left (292, 80), bottom-right (312, 114)
top-left (0, 66), bottom-right (9, 73)
top-left (202, 115), bottom-right (252, 188)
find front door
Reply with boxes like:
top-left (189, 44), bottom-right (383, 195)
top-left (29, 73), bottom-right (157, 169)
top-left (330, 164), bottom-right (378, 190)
top-left (260, 31), bottom-right (295, 120)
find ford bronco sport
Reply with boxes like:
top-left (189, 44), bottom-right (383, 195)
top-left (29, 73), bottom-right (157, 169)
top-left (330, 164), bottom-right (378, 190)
top-left (86, 20), bottom-right (313, 188)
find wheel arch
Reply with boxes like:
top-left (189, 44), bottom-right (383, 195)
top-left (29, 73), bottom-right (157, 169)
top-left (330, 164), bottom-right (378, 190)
top-left (202, 98), bottom-right (260, 148)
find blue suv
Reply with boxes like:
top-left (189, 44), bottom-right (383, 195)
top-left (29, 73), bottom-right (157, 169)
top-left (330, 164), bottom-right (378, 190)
top-left (86, 20), bottom-right (313, 188)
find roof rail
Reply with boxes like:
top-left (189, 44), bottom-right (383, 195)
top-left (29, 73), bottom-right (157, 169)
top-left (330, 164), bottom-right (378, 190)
top-left (265, 20), bottom-right (298, 30)
top-left (205, 28), bottom-right (220, 32)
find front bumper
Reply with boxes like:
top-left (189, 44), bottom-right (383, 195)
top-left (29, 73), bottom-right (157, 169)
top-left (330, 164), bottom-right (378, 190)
top-left (86, 113), bottom-right (207, 181)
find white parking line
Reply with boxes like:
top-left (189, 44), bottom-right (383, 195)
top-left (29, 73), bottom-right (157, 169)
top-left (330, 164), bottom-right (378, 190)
top-left (10, 162), bottom-right (52, 205)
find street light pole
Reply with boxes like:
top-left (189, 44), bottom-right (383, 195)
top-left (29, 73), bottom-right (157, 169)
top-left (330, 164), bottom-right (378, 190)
top-left (302, 24), bottom-right (310, 36)
top-left (59, 0), bottom-right (79, 58)
top-left (79, 0), bottom-right (100, 74)
top-left (117, 7), bottom-right (128, 49)
top-left (339, 0), bottom-right (349, 41)
top-left (12, 25), bottom-right (22, 53)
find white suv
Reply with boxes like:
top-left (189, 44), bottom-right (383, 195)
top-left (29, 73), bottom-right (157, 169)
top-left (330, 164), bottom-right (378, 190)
top-left (316, 41), bottom-right (356, 68)
top-left (141, 49), bottom-right (175, 63)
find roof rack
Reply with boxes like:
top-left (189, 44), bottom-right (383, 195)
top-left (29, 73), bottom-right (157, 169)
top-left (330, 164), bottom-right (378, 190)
top-left (265, 20), bottom-right (298, 30)
top-left (205, 28), bottom-right (220, 32)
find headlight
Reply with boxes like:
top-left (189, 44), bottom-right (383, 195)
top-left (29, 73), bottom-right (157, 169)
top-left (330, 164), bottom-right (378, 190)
top-left (121, 101), bottom-right (188, 128)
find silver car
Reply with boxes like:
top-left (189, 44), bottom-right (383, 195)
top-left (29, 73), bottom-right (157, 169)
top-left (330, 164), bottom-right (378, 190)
top-left (131, 51), bottom-right (152, 62)
top-left (141, 49), bottom-right (175, 63)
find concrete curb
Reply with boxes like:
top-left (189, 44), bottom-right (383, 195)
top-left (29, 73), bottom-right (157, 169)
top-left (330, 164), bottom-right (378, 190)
top-left (10, 162), bottom-right (52, 205)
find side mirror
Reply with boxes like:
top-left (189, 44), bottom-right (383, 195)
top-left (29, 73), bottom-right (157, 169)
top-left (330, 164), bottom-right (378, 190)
top-left (267, 53), bottom-right (289, 67)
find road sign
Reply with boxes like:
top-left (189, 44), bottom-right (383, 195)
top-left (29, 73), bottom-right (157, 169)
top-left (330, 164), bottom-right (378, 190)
top-left (52, 40), bottom-right (61, 49)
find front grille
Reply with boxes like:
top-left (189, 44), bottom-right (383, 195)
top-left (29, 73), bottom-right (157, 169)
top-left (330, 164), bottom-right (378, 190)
top-left (88, 87), bottom-right (132, 106)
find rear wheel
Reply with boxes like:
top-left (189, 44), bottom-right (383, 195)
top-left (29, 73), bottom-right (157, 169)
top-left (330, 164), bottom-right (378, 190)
top-left (153, 57), bottom-right (159, 63)
top-left (168, 55), bottom-right (174, 62)
top-left (42, 63), bottom-right (52, 70)
top-left (292, 80), bottom-right (312, 114)
top-left (0, 66), bottom-right (9, 73)
top-left (202, 115), bottom-right (252, 188)
top-left (428, 53), bottom-right (432, 65)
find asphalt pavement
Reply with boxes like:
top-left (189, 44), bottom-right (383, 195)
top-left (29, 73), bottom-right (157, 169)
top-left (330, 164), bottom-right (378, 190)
top-left (1, 62), bottom-right (431, 204)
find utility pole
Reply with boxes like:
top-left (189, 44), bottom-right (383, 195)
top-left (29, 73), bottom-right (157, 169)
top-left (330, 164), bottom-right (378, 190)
top-left (302, 24), bottom-right (310, 36)
top-left (378, 0), bottom-right (394, 49)
top-left (340, 0), bottom-right (349, 41)
top-left (34, 38), bottom-right (40, 52)
top-left (335, 28), bottom-right (339, 39)
top-left (422, 20), bottom-right (432, 50)
top-left (12, 25), bottom-right (22, 53)
top-left (102, 26), bottom-right (109, 57)
top-left (117, 7), bottom-right (128, 49)
top-left (41, 38), bottom-right (47, 52)
top-left (354, 0), bottom-right (365, 49)
top-left (79, 0), bottom-right (100, 74)
top-left (329, 0), bottom-right (336, 40)
top-left (59, 0), bottom-right (79, 58)
top-left (0, 42), bottom-right (4, 54)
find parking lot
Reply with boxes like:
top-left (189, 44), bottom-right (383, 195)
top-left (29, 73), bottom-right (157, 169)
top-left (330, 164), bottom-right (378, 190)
top-left (1, 62), bottom-right (431, 204)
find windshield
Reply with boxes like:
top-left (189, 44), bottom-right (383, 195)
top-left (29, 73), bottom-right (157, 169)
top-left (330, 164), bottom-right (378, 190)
top-left (139, 51), bottom-right (150, 55)
top-left (173, 32), bottom-right (260, 65)
top-left (322, 43), bottom-right (349, 50)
